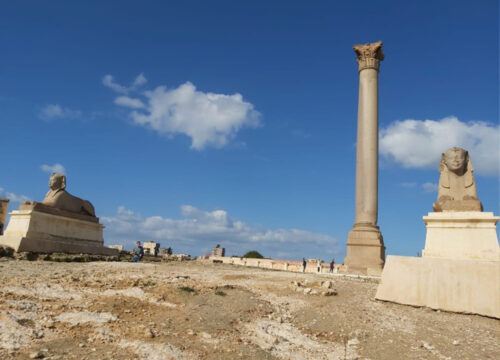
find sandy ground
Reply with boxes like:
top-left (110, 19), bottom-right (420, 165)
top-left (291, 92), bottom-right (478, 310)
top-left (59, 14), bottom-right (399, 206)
top-left (0, 259), bottom-right (498, 360)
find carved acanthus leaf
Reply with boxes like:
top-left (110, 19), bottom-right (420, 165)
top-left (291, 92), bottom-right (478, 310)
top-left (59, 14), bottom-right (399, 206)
top-left (353, 41), bottom-right (384, 72)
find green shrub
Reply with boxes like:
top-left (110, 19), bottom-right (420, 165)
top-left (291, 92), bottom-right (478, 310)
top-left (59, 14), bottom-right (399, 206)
top-left (179, 286), bottom-right (195, 293)
top-left (242, 250), bottom-right (263, 259)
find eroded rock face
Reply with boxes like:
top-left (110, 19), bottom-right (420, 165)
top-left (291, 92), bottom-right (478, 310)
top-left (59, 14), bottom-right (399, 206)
top-left (433, 147), bottom-right (483, 212)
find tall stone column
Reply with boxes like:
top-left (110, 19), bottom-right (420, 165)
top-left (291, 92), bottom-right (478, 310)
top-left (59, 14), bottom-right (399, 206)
top-left (344, 41), bottom-right (386, 275)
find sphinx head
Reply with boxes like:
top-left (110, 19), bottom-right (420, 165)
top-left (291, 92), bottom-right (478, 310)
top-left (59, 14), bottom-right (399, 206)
top-left (48, 173), bottom-right (66, 191)
top-left (442, 147), bottom-right (468, 175)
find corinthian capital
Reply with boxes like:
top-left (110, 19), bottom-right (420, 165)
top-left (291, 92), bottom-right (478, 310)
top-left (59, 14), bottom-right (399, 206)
top-left (353, 41), bottom-right (384, 72)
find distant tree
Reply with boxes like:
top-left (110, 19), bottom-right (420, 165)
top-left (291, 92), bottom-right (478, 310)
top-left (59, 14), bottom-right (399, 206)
top-left (242, 250), bottom-right (264, 259)
top-left (167, 247), bottom-right (173, 255)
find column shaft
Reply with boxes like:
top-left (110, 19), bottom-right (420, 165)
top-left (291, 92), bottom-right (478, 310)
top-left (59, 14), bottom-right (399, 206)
top-left (354, 68), bottom-right (379, 226)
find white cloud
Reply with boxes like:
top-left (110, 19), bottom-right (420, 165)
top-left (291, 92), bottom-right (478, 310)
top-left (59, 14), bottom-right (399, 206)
top-left (102, 73), bottom-right (147, 94)
top-left (38, 104), bottom-right (81, 121)
top-left (41, 163), bottom-right (66, 175)
top-left (105, 76), bottom-right (261, 150)
top-left (380, 117), bottom-right (499, 176)
top-left (114, 96), bottom-right (145, 109)
top-left (421, 182), bottom-right (438, 193)
top-left (101, 205), bottom-right (338, 259)
top-left (0, 187), bottom-right (31, 203)
top-left (102, 75), bottom-right (128, 93)
top-left (132, 73), bottom-right (147, 87)
top-left (400, 182), bottom-right (417, 188)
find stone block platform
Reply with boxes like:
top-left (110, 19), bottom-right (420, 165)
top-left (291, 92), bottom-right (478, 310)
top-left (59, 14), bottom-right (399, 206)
top-left (0, 203), bottom-right (117, 256)
top-left (376, 256), bottom-right (500, 318)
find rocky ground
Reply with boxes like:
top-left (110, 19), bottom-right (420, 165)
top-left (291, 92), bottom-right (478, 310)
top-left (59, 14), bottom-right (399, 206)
top-left (0, 259), bottom-right (498, 360)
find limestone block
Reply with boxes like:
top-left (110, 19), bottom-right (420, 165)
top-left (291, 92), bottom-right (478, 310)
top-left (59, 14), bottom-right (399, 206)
top-left (376, 256), bottom-right (500, 318)
top-left (0, 209), bottom-right (117, 255)
top-left (422, 211), bottom-right (500, 261)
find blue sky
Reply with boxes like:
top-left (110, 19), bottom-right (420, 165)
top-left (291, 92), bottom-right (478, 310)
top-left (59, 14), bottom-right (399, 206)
top-left (0, 0), bottom-right (498, 260)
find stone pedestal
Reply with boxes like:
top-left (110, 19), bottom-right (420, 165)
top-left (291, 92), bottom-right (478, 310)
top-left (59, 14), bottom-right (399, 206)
top-left (345, 225), bottom-right (385, 275)
top-left (422, 211), bottom-right (500, 261)
top-left (0, 206), bottom-right (117, 255)
top-left (377, 211), bottom-right (500, 318)
top-left (376, 256), bottom-right (500, 318)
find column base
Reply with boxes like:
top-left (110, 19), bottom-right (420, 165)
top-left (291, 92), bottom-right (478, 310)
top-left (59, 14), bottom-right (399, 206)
top-left (344, 224), bottom-right (385, 275)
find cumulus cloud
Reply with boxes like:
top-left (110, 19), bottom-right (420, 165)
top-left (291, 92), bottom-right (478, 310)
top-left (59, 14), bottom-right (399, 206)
top-left (114, 96), bottom-right (145, 109)
top-left (104, 74), bottom-right (261, 150)
top-left (102, 73), bottom-right (147, 94)
top-left (40, 163), bottom-right (66, 175)
top-left (380, 116), bottom-right (499, 176)
top-left (0, 187), bottom-right (31, 203)
top-left (400, 182), bottom-right (438, 193)
top-left (101, 205), bottom-right (338, 259)
top-left (38, 104), bottom-right (81, 121)
top-left (132, 73), bottom-right (147, 88)
top-left (421, 182), bottom-right (438, 193)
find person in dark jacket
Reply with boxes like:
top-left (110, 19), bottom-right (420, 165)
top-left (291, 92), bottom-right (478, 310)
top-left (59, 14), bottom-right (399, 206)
top-left (329, 258), bottom-right (335, 273)
top-left (132, 241), bottom-right (144, 262)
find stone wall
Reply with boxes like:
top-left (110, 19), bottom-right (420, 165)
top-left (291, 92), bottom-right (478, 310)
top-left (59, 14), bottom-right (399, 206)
top-left (201, 255), bottom-right (346, 274)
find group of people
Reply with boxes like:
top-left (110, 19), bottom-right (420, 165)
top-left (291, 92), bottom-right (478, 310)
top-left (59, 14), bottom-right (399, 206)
top-left (301, 257), bottom-right (336, 273)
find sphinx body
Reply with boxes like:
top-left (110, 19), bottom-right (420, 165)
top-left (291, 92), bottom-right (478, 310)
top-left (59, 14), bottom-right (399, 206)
top-left (433, 147), bottom-right (483, 212)
top-left (41, 173), bottom-right (96, 217)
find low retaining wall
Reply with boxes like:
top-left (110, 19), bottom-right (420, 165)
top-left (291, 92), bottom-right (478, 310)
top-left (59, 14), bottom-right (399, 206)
top-left (201, 255), bottom-right (346, 274)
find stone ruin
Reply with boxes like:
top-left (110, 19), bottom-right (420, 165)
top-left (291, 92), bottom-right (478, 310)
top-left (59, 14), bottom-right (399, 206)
top-left (0, 173), bottom-right (117, 256)
top-left (211, 244), bottom-right (225, 257)
top-left (376, 147), bottom-right (500, 318)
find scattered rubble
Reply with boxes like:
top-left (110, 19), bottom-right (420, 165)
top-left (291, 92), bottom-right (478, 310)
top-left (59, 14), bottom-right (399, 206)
top-left (0, 260), bottom-right (497, 360)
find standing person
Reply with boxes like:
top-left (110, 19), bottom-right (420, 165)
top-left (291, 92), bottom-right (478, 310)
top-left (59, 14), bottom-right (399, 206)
top-left (330, 258), bottom-right (335, 273)
top-left (131, 241), bottom-right (144, 262)
top-left (302, 258), bottom-right (306, 273)
top-left (317, 259), bottom-right (322, 273)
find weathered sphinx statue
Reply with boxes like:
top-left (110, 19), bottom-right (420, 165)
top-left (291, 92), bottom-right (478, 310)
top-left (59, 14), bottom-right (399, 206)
top-left (0, 173), bottom-right (116, 256)
top-left (433, 147), bottom-right (483, 212)
top-left (20, 173), bottom-right (96, 218)
top-left (37, 173), bottom-right (96, 217)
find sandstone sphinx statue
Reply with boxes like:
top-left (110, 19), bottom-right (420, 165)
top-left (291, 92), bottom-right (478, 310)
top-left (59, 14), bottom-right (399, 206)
top-left (376, 146), bottom-right (500, 319)
top-left (0, 173), bottom-right (117, 255)
top-left (39, 173), bottom-right (96, 217)
top-left (433, 147), bottom-right (483, 212)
